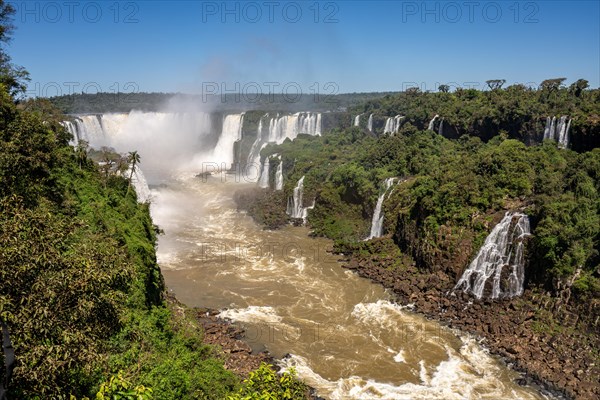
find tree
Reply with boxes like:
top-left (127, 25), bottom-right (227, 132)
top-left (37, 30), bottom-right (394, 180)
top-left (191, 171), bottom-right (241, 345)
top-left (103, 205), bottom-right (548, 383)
top-left (540, 78), bottom-right (567, 92)
top-left (0, 1), bottom-right (29, 98)
top-left (126, 150), bottom-right (141, 196)
top-left (438, 84), bottom-right (450, 93)
top-left (405, 87), bottom-right (421, 95)
top-left (75, 140), bottom-right (89, 169)
top-left (569, 79), bottom-right (589, 98)
top-left (486, 79), bottom-right (506, 90)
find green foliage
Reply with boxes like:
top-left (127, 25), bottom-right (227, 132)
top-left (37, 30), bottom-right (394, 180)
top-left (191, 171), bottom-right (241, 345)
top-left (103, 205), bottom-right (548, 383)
top-left (0, 1), bottom-right (30, 97)
top-left (0, 85), bottom-right (246, 398)
top-left (228, 363), bottom-right (308, 400)
top-left (95, 372), bottom-right (153, 400)
top-left (255, 111), bottom-right (599, 300)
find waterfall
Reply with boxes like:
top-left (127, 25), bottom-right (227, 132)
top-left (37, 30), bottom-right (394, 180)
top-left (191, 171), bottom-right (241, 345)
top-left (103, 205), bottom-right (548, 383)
top-left (354, 114), bottom-right (360, 127)
top-left (286, 176), bottom-right (313, 222)
top-left (247, 114), bottom-right (267, 171)
top-left (64, 111), bottom-right (217, 177)
top-left (383, 115), bottom-right (404, 134)
top-left (562, 119), bottom-right (572, 149)
top-left (72, 115), bottom-right (107, 146)
top-left (128, 167), bottom-right (152, 203)
top-left (258, 156), bottom-right (270, 189)
top-left (368, 178), bottom-right (397, 239)
top-left (543, 117), bottom-right (552, 140)
top-left (212, 113), bottom-right (244, 169)
top-left (61, 120), bottom-right (79, 146)
top-left (275, 157), bottom-right (283, 191)
top-left (384, 118), bottom-right (392, 134)
top-left (542, 115), bottom-right (571, 149)
top-left (267, 112), bottom-right (322, 144)
top-left (248, 112), bottom-right (320, 184)
top-left (439, 118), bottom-right (444, 135)
top-left (556, 116), bottom-right (569, 149)
top-left (454, 212), bottom-right (531, 299)
top-left (427, 115), bottom-right (439, 131)
top-left (367, 114), bottom-right (373, 132)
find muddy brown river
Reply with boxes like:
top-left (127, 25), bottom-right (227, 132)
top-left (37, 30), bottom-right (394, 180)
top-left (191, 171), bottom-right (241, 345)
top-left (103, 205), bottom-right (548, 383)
top-left (151, 173), bottom-right (548, 400)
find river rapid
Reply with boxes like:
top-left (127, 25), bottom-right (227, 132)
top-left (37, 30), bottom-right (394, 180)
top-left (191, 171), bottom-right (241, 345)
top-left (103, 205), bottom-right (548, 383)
top-left (150, 172), bottom-right (548, 400)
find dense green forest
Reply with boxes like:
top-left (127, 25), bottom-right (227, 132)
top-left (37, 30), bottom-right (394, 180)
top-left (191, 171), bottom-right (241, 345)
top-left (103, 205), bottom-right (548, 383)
top-left (350, 80), bottom-right (600, 152)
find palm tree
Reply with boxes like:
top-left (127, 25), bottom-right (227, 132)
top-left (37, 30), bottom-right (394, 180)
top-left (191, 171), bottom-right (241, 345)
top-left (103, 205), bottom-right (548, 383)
top-left (75, 140), bottom-right (88, 169)
top-left (126, 151), bottom-right (141, 196)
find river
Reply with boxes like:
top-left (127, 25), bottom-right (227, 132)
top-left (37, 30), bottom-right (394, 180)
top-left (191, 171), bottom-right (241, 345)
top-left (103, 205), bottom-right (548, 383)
top-left (150, 172), bottom-right (548, 400)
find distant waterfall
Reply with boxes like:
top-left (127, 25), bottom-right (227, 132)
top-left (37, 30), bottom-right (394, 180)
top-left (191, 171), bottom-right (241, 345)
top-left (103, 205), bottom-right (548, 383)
top-left (383, 115), bottom-right (404, 134)
top-left (354, 114), bottom-right (360, 127)
top-left (267, 112), bottom-right (322, 144)
top-left (128, 167), bottom-right (152, 203)
top-left (275, 157), bottom-right (283, 191)
top-left (438, 118), bottom-right (444, 135)
top-left (212, 113), bottom-right (244, 169)
top-left (258, 156), bottom-right (270, 189)
top-left (543, 116), bottom-right (571, 149)
top-left (247, 114), bottom-right (267, 171)
top-left (367, 114), bottom-right (373, 132)
top-left (368, 178), bottom-right (397, 239)
top-left (63, 111), bottom-right (218, 178)
top-left (427, 115), bottom-right (439, 131)
top-left (247, 112), bottom-right (321, 183)
top-left (71, 114), bottom-right (107, 146)
top-left (454, 212), bottom-right (531, 299)
top-left (286, 176), bottom-right (313, 222)
top-left (61, 120), bottom-right (79, 146)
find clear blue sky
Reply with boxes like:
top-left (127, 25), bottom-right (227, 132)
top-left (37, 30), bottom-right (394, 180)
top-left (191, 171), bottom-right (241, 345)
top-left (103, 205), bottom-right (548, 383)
top-left (7, 0), bottom-right (600, 97)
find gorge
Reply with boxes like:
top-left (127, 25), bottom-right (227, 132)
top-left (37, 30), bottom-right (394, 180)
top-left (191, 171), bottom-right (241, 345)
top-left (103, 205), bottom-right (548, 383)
top-left (63, 107), bottom-right (589, 399)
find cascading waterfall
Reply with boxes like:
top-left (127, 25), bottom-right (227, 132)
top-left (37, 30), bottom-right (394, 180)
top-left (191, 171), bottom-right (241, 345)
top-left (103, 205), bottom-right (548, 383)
top-left (126, 167), bottom-right (152, 203)
top-left (71, 114), bottom-right (107, 146)
top-left (61, 120), bottom-right (79, 146)
top-left (248, 112), bottom-right (321, 184)
top-left (247, 114), bottom-right (267, 171)
top-left (275, 156), bottom-right (283, 191)
top-left (258, 156), bottom-right (271, 189)
top-left (64, 111), bottom-right (216, 176)
top-left (367, 114), bottom-right (373, 132)
top-left (427, 115), bottom-right (439, 131)
top-left (438, 118), bottom-right (444, 135)
top-left (354, 114), bottom-right (360, 127)
top-left (286, 176), bottom-right (313, 222)
top-left (212, 113), bottom-right (244, 169)
top-left (383, 115), bottom-right (404, 134)
top-left (267, 112), bottom-right (322, 144)
top-left (454, 212), bottom-right (531, 299)
top-left (368, 178), bottom-right (397, 239)
top-left (543, 115), bottom-right (571, 149)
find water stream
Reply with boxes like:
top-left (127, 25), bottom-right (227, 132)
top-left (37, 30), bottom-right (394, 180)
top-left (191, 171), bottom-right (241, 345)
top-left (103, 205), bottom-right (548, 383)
top-left (152, 175), bottom-right (547, 400)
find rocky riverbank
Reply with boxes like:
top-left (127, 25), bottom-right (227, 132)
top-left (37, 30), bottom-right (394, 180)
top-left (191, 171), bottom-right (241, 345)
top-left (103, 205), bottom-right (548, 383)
top-left (338, 238), bottom-right (600, 400)
top-left (194, 307), bottom-right (273, 377)
top-left (193, 307), bottom-right (324, 399)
